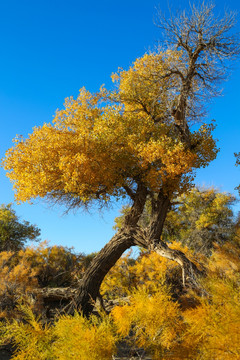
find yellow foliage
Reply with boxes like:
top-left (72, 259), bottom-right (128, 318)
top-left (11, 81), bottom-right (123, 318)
top-left (180, 241), bottom-right (240, 359)
top-left (105, 241), bottom-right (240, 359)
top-left (101, 242), bottom-right (201, 299)
top-left (0, 306), bottom-right (117, 360)
top-left (52, 312), bottom-right (117, 360)
top-left (183, 278), bottom-right (240, 359)
top-left (0, 242), bottom-right (84, 318)
top-left (208, 241), bottom-right (240, 279)
top-left (111, 285), bottom-right (185, 359)
top-left (2, 52), bottom-right (217, 205)
top-left (19, 241), bottom-right (82, 287)
top-left (101, 250), bottom-right (174, 299)
top-left (0, 304), bottom-right (54, 360)
top-left (0, 240), bottom-right (240, 359)
top-left (0, 250), bottom-right (39, 318)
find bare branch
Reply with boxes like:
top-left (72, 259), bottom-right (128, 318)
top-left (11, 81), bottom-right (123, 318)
top-left (154, 2), bottom-right (239, 144)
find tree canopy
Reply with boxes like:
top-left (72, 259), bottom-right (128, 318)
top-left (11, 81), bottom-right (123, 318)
top-left (3, 51), bottom-right (218, 208)
top-left (0, 204), bottom-right (40, 252)
top-left (164, 188), bottom-right (236, 254)
top-left (3, 3), bottom-right (239, 212)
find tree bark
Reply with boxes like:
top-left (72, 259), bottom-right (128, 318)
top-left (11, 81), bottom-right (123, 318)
top-left (72, 231), bottom-right (135, 316)
top-left (153, 242), bottom-right (202, 286)
top-left (70, 183), bottom-right (148, 316)
top-left (150, 192), bottom-right (171, 240)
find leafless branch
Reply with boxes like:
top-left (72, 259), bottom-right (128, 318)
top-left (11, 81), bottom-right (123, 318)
top-left (154, 1), bottom-right (240, 127)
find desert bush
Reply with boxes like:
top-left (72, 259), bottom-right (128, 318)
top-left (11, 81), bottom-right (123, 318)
top-left (111, 284), bottom-right (186, 359)
top-left (19, 242), bottom-right (84, 288)
top-left (183, 277), bottom-right (240, 359)
top-left (101, 242), bottom-right (202, 300)
top-left (181, 240), bottom-right (240, 359)
top-left (1, 240), bottom-right (240, 359)
top-left (52, 312), bottom-right (117, 360)
top-left (0, 304), bottom-right (54, 360)
top-left (0, 305), bottom-right (117, 360)
top-left (0, 251), bottom-right (38, 319)
top-left (0, 242), bottom-right (90, 318)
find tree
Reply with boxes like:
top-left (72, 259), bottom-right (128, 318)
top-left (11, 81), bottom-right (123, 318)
top-left (2, 3), bottom-right (239, 316)
top-left (0, 204), bottom-right (40, 252)
top-left (164, 188), bottom-right (236, 254)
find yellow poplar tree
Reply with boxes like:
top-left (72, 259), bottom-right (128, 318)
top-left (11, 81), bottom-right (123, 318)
top-left (2, 3), bottom-right (239, 315)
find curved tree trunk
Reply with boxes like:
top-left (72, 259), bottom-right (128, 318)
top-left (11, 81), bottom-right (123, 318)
top-left (70, 183), bottom-right (149, 316)
top-left (72, 231), bottom-right (134, 316)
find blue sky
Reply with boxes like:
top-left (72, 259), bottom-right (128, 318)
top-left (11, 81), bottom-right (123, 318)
top-left (0, 0), bottom-right (240, 254)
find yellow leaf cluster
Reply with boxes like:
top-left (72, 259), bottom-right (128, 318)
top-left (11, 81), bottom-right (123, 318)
top-left (52, 312), bottom-right (117, 360)
top-left (0, 242), bottom-right (85, 319)
top-left (111, 286), bottom-right (184, 359)
top-left (19, 241), bottom-right (82, 287)
top-left (0, 304), bottom-right (55, 360)
top-left (208, 241), bottom-right (240, 279)
top-left (183, 278), bottom-right (240, 359)
top-left (2, 52), bottom-right (217, 205)
top-left (101, 251), bottom-right (173, 299)
top-left (0, 307), bottom-right (117, 360)
top-left (101, 242), bottom-right (198, 298)
top-left (0, 251), bottom-right (38, 318)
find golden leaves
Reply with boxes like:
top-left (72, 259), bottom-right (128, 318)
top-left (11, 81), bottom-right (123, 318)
top-left (1, 306), bottom-right (117, 360)
top-left (2, 51), bottom-right (217, 205)
top-left (111, 286), bottom-right (184, 359)
top-left (52, 312), bottom-right (117, 360)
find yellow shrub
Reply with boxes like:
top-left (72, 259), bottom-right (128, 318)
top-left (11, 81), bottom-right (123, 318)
top-left (1, 240), bottom-right (239, 359)
top-left (111, 285), bottom-right (185, 359)
top-left (183, 278), bottom-right (240, 359)
top-left (0, 306), bottom-right (118, 360)
top-left (101, 248), bottom-right (179, 299)
top-left (102, 242), bottom-right (204, 300)
top-left (208, 241), bottom-right (240, 279)
top-left (19, 241), bottom-right (82, 287)
top-left (52, 312), bottom-right (117, 360)
top-left (0, 305), bottom-right (54, 360)
top-left (0, 251), bottom-right (39, 318)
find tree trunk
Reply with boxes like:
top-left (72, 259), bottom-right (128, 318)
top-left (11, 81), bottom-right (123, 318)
top-left (69, 184), bottom-right (148, 317)
top-left (72, 231), bottom-right (135, 316)
top-left (150, 192), bottom-right (171, 240)
top-left (153, 242), bottom-right (202, 286)
top-left (134, 192), bottom-right (202, 287)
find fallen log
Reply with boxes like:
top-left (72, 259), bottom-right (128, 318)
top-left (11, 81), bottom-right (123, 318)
top-left (32, 287), bottom-right (129, 316)
top-left (32, 287), bottom-right (77, 301)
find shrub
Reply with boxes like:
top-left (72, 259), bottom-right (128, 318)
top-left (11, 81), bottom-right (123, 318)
top-left (0, 306), bottom-right (118, 360)
top-left (0, 251), bottom-right (38, 319)
top-left (111, 285), bottom-right (186, 359)
top-left (52, 312), bottom-right (117, 360)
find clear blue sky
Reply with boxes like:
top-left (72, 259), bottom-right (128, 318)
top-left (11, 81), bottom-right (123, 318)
top-left (0, 0), bottom-right (240, 254)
